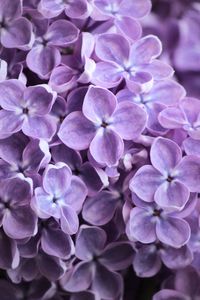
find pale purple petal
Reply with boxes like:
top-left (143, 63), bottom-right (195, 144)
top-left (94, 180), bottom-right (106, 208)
top-left (91, 62), bottom-right (122, 88)
top-left (130, 165), bottom-right (163, 202)
top-left (83, 86), bottom-right (117, 124)
top-left (41, 227), bottom-right (74, 259)
top-left (92, 264), bottom-right (123, 299)
top-left (47, 20), bottom-right (79, 46)
top-left (1, 18), bottom-right (33, 50)
top-left (26, 45), bottom-right (61, 78)
top-left (130, 35), bottom-right (162, 65)
top-left (61, 262), bottom-right (93, 292)
top-left (111, 101), bottom-right (147, 140)
top-left (60, 205), bottom-right (79, 235)
top-left (22, 115), bottom-right (57, 140)
top-left (0, 110), bottom-right (23, 139)
top-left (75, 225), bottom-right (106, 261)
top-left (156, 217), bottom-right (191, 248)
top-left (176, 156), bottom-right (200, 192)
top-left (129, 207), bottom-right (157, 243)
top-left (58, 111), bottom-right (96, 150)
top-left (0, 79), bottom-right (25, 110)
top-left (95, 33), bottom-right (129, 65)
top-left (90, 128), bottom-right (124, 166)
top-left (99, 242), bottom-right (133, 271)
top-left (153, 290), bottom-right (188, 300)
top-left (114, 16), bottom-right (142, 41)
top-left (43, 163), bottom-right (72, 197)
top-left (82, 191), bottom-right (118, 225)
top-left (49, 65), bottom-right (76, 93)
top-left (119, 0), bottom-right (151, 18)
top-left (38, 0), bottom-right (64, 18)
top-left (133, 245), bottom-right (161, 278)
top-left (154, 181), bottom-right (190, 211)
top-left (63, 176), bottom-right (87, 212)
top-left (23, 85), bottom-right (55, 115)
top-left (150, 137), bottom-right (182, 174)
top-left (3, 206), bottom-right (37, 239)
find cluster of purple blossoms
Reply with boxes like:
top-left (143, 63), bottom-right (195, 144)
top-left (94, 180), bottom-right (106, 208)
top-left (0, 0), bottom-right (200, 299)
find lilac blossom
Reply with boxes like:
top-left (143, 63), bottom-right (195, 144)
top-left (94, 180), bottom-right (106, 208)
top-left (49, 32), bottom-right (95, 93)
top-left (26, 19), bottom-right (79, 78)
top-left (159, 97), bottom-right (200, 140)
top-left (127, 193), bottom-right (192, 248)
top-left (0, 80), bottom-right (57, 140)
top-left (92, 33), bottom-right (173, 93)
top-left (153, 267), bottom-right (200, 300)
top-left (116, 79), bottom-right (186, 135)
top-left (32, 162), bottom-right (87, 234)
top-left (0, 177), bottom-right (37, 239)
top-left (60, 225), bottom-right (133, 299)
top-left (0, 0), bottom-right (34, 49)
top-left (58, 85), bottom-right (147, 166)
top-left (38, 0), bottom-right (91, 19)
top-left (130, 137), bottom-right (200, 210)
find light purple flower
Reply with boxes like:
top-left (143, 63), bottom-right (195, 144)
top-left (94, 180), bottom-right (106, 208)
top-left (0, 80), bottom-right (57, 140)
top-left (0, 133), bottom-right (51, 187)
top-left (26, 19), bottom-right (79, 78)
top-left (92, 33), bottom-right (173, 93)
top-left (32, 162), bottom-right (87, 234)
top-left (38, 0), bottom-right (91, 19)
top-left (130, 137), bottom-right (200, 210)
top-left (159, 97), bottom-right (200, 140)
top-left (0, 0), bottom-right (34, 49)
top-left (58, 86), bottom-right (147, 166)
top-left (127, 193), bottom-right (191, 248)
top-left (49, 32), bottom-right (95, 93)
top-left (153, 267), bottom-right (200, 300)
top-left (60, 225), bottom-right (133, 299)
top-left (117, 79), bottom-right (186, 135)
top-left (133, 242), bottom-right (193, 278)
top-left (51, 143), bottom-right (108, 196)
top-left (0, 178), bottom-right (37, 239)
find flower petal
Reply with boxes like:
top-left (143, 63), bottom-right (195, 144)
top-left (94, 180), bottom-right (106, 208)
top-left (156, 217), bottom-right (191, 248)
top-left (58, 111), bottom-right (96, 150)
top-left (90, 128), bottom-right (124, 166)
top-left (130, 165), bottom-right (163, 202)
top-left (150, 137), bottom-right (182, 174)
top-left (83, 86), bottom-right (117, 124)
top-left (111, 101), bottom-right (147, 140)
top-left (129, 207), bottom-right (156, 243)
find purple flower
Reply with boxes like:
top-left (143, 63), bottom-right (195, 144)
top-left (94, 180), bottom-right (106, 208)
top-left (117, 79), bottom-right (186, 135)
top-left (49, 33), bottom-right (95, 93)
top-left (0, 0), bottom-right (34, 49)
top-left (0, 133), bottom-right (51, 186)
top-left (91, 0), bottom-right (147, 40)
top-left (133, 242), bottom-right (193, 278)
top-left (0, 80), bottom-right (57, 140)
top-left (153, 267), bottom-right (200, 300)
top-left (92, 33), bottom-right (173, 93)
top-left (130, 137), bottom-right (200, 210)
top-left (60, 225), bottom-right (133, 299)
top-left (26, 19), bottom-right (79, 78)
top-left (159, 97), bottom-right (200, 140)
top-left (58, 85), bottom-right (147, 166)
top-left (32, 162), bottom-right (87, 234)
top-left (127, 193), bottom-right (191, 248)
top-left (0, 177), bottom-right (37, 239)
top-left (51, 143), bottom-right (108, 196)
top-left (38, 0), bottom-right (91, 19)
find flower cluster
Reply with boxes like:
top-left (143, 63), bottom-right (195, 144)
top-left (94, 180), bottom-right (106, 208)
top-left (0, 0), bottom-right (200, 299)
